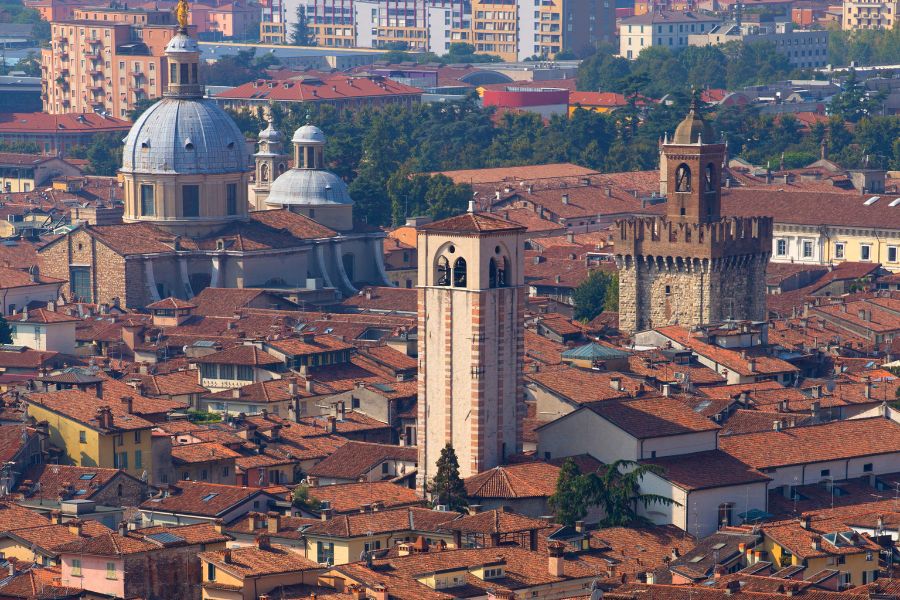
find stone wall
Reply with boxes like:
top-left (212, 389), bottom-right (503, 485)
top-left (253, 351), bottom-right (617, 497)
top-left (618, 252), bottom-right (769, 333)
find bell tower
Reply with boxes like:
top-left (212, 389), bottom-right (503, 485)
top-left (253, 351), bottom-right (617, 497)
top-left (250, 117), bottom-right (289, 210)
top-left (661, 101), bottom-right (725, 224)
top-left (416, 207), bottom-right (526, 490)
top-left (615, 105), bottom-right (772, 333)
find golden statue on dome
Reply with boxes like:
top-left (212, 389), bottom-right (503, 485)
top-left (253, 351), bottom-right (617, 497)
top-left (175, 0), bottom-right (189, 30)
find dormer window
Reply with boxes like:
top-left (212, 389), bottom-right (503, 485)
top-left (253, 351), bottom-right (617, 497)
top-left (184, 138), bottom-right (194, 151)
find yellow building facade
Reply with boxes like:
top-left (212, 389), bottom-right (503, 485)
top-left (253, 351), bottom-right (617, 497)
top-left (761, 529), bottom-right (880, 587)
top-left (25, 401), bottom-right (154, 480)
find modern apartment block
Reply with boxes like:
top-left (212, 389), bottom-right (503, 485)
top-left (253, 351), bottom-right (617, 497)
top-left (688, 21), bottom-right (829, 69)
top-left (618, 10), bottom-right (721, 58)
top-left (842, 0), bottom-right (899, 30)
top-left (293, 0), bottom-right (613, 60)
top-left (41, 7), bottom-right (179, 117)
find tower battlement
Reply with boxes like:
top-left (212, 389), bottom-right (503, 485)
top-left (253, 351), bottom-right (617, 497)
top-left (615, 215), bottom-right (773, 260)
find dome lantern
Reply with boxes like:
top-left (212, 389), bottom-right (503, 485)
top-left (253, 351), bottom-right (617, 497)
top-left (164, 0), bottom-right (202, 99)
top-left (292, 124), bottom-right (326, 170)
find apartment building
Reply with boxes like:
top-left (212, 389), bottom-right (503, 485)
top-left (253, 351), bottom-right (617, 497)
top-left (619, 10), bottom-right (721, 59)
top-left (41, 7), bottom-right (179, 117)
top-left (842, 0), bottom-right (899, 29)
top-left (688, 21), bottom-right (829, 68)
top-left (294, 0), bottom-right (613, 60)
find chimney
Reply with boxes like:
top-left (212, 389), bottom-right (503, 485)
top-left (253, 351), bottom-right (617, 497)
top-left (646, 572), bottom-right (655, 584)
top-left (561, 193), bottom-right (569, 205)
top-left (305, 380), bottom-right (313, 394)
top-left (548, 542), bottom-right (565, 577)
top-left (574, 520), bottom-right (584, 533)
top-left (121, 323), bottom-right (142, 350)
top-left (223, 549), bottom-right (232, 564)
top-left (671, 548), bottom-right (680, 560)
top-left (67, 519), bottom-right (83, 537)
top-left (725, 581), bottom-right (740, 595)
top-left (50, 510), bottom-right (62, 525)
top-left (267, 511), bottom-right (280, 534)
top-left (348, 585), bottom-right (366, 600)
top-left (747, 358), bottom-right (757, 372)
top-left (320, 508), bottom-right (332, 521)
top-left (118, 521), bottom-right (127, 536)
top-left (811, 535), bottom-right (821, 551)
top-left (773, 420), bottom-right (782, 431)
top-left (256, 534), bottom-right (271, 551)
top-left (662, 383), bottom-right (671, 397)
top-left (566, 231), bottom-right (575, 244)
top-left (121, 396), bottom-right (133, 414)
top-left (326, 415), bottom-right (336, 434)
top-left (864, 381), bottom-right (872, 399)
top-left (371, 584), bottom-right (388, 600)
top-left (213, 519), bottom-right (224, 534)
top-left (713, 564), bottom-right (726, 580)
top-left (799, 514), bottom-right (810, 529)
top-left (610, 377), bottom-right (622, 391)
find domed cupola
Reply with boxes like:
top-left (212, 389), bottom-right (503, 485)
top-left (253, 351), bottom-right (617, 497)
top-left (119, 0), bottom-right (251, 237)
top-left (265, 123), bottom-right (354, 231)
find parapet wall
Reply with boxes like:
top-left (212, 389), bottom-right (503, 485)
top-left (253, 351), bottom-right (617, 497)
top-left (615, 215), bottom-right (773, 260)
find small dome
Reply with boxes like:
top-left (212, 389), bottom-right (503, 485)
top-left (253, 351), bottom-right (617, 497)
top-left (293, 125), bottom-right (326, 145)
top-left (258, 121), bottom-right (283, 143)
top-left (266, 169), bottom-right (353, 206)
top-left (122, 98), bottom-right (247, 175)
top-left (165, 32), bottom-right (199, 54)
top-left (673, 106), bottom-right (716, 145)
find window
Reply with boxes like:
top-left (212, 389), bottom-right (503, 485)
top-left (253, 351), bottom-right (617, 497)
top-left (114, 451), bottom-right (128, 469)
top-left (135, 450), bottom-right (142, 469)
top-left (821, 469), bottom-right (830, 477)
top-left (802, 240), bottom-right (813, 258)
top-left (182, 185), bottom-right (200, 217)
top-left (890, 246), bottom-right (898, 263)
top-left (207, 563), bottom-right (215, 581)
top-left (134, 431), bottom-right (141, 443)
top-left (71, 559), bottom-right (82, 577)
top-left (776, 239), bottom-right (787, 256)
top-left (863, 463), bottom-right (873, 472)
top-left (866, 551), bottom-right (874, 561)
top-left (317, 541), bottom-right (335, 565)
top-left (382, 462), bottom-right (389, 474)
top-left (861, 244), bottom-right (872, 261)
top-left (106, 562), bottom-right (117, 579)
top-left (222, 466), bottom-right (229, 477)
top-left (79, 431), bottom-right (86, 443)
top-left (71, 267), bottom-right (92, 303)
top-left (140, 184), bottom-right (154, 216)
top-left (835, 242), bottom-right (845, 259)
top-left (675, 163), bottom-right (691, 192)
top-left (718, 503), bottom-right (734, 527)
top-left (237, 365), bottom-right (253, 381)
top-left (226, 183), bottom-right (238, 215)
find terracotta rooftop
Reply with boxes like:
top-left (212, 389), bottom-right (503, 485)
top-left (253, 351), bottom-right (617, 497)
top-left (26, 390), bottom-right (154, 432)
top-left (583, 397), bottom-right (720, 439)
top-left (418, 212), bottom-right (525, 235)
top-left (266, 334), bottom-right (354, 357)
top-left (215, 75), bottom-right (422, 102)
top-left (306, 441), bottom-right (417, 480)
top-left (0, 266), bottom-right (64, 289)
top-left (527, 365), bottom-right (642, 405)
top-left (139, 481), bottom-right (275, 517)
top-left (196, 345), bottom-right (282, 367)
top-left (146, 297), bottom-right (197, 310)
top-left (655, 326), bottom-right (800, 377)
top-left (640, 450), bottom-right (771, 490)
top-left (17, 464), bottom-right (136, 500)
top-left (303, 507), bottom-right (457, 538)
top-left (171, 442), bottom-right (242, 465)
top-left (719, 417), bottom-right (900, 469)
top-left (307, 481), bottom-right (422, 514)
top-left (464, 462), bottom-right (561, 499)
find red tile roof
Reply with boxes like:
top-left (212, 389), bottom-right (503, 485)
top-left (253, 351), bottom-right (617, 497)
top-left (307, 441), bottom-right (417, 480)
top-left (307, 481), bottom-right (422, 514)
top-left (720, 417), bottom-right (900, 469)
top-left (197, 345), bottom-right (282, 367)
top-left (303, 507), bottom-right (457, 538)
top-left (139, 481), bottom-right (274, 517)
top-left (146, 297), bottom-right (197, 310)
top-left (418, 212), bottom-right (525, 234)
top-left (215, 75), bottom-right (422, 102)
top-left (583, 396), bottom-right (720, 439)
top-left (171, 442), bottom-right (242, 464)
top-left (200, 543), bottom-right (320, 577)
top-left (464, 462), bottom-right (560, 499)
top-left (0, 112), bottom-right (131, 133)
top-left (26, 390), bottom-right (154, 432)
top-left (0, 266), bottom-right (64, 290)
top-left (641, 450), bottom-right (771, 490)
top-left (7, 307), bottom-right (79, 324)
top-left (655, 326), bottom-right (799, 377)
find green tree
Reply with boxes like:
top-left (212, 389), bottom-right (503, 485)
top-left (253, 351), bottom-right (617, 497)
top-left (15, 51), bottom-right (41, 76)
top-left (348, 166), bottom-right (392, 226)
top-left (127, 98), bottom-right (159, 122)
top-left (428, 444), bottom-right (468, 511)
top-left (572, 270), bottom-right (618, 321)
top-left (291, 484), bottom-right (322, 512)
top-left (830, 70), bottom-right (884, 123)
top-left (548, 458), bottom-right (592, 526)
top-left (291, 5), bottom-right (315, 46)
top-left (588, 460), bottom-right (680, 527)
top-left (200, 48), bottom-right (280, 87)
top-left (0, 315), bottom-right (11, 345)
top-left (84, 133), bottom-right (122, 176)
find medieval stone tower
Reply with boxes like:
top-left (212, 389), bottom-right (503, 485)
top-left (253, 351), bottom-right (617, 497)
top-left (616, 104), bottom-right (772, 333)
top-left (416, 207), bottom-right (525, 490)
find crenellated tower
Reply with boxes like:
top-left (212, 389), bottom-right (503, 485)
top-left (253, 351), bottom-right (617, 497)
top-left (615, 104), bottom-right (772, 333)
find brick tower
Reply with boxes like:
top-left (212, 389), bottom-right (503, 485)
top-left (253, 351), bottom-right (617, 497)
top-left (416, 206), bottom-right (526, 491)
top-left (616, 104), bottom-right (772, 333)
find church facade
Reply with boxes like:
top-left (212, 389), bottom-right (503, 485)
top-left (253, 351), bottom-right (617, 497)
top-left (39, 25), bottom-right (391, 309)
top-left (615, 105), bottom-right (772, 333)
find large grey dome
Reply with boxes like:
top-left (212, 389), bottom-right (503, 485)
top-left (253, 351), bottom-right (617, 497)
top-left (266, 169), bottom-right (353, 206)
top-left (122, 98), bottom-right (248, 175)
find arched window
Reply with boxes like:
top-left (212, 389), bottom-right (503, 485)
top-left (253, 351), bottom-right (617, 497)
top-left (260, 163), bottom-right (269, 182)
top-left (675, 164), bottom-right (692, 192)
top-left (705, 163), bottom-right (716, 192)
top-left (436, 256), bottom-right (450, 286)
top-left (453, 257), bottom-right (467, 287)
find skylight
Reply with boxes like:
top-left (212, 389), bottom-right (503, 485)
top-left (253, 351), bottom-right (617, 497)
top-left (201, 493), bottom-right (218, 502)
top-left (864, 196), bottom-right (880, 206)
top-left (79, 473), bottom-right (96, 480)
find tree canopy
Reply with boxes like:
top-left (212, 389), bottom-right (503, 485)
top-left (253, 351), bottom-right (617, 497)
top-left (201, 49), bottom-right (280, 87)
top-left (428, 444), bottom-right (468, 512)
top-left (573, 271), bottom-right (618, 322)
